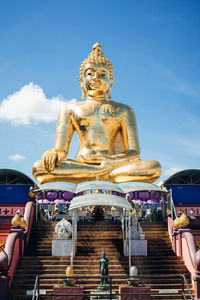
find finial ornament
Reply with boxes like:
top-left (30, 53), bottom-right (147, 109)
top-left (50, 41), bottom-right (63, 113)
top-left (79, 43), bottom-right (113, 99)
top-left (92, 42), bottom-right (102, 51)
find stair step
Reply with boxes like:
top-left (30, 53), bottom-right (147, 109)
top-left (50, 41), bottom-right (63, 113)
top-left (10, 220), bottom-right (194, 299)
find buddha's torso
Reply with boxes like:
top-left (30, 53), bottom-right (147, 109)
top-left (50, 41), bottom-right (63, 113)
top-left (67, 100), bottom-right (130, 162)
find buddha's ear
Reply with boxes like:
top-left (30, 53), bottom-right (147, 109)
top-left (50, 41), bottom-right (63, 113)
top-left (79, 79), bottom-right (86, 99)
top-left (106, 89), bottom-right (112, 99)
top-left (107, 80), bottom-right (113, 99)
top-left (81, 87), bottom-right (86, 99)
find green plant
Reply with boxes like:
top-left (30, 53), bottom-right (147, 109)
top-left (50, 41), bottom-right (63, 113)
top-left (54, 278), bottom-right (82, 288)
top-left (127, 279), bottom-right (144, 287)
top-left (58, 280), bottom-right (74, 287)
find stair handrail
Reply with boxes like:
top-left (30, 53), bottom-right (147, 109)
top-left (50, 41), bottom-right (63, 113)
top-left (31, 274), bottom-right (193, 299)
top-left (168, 216), bottom-right (200, 299)
top-left (180, 230), bottom-right (200, 299)
top-left (169, 189), bottom-right (177, 221)
top-left (0, 201), bottom-right (35, 299)
top-left (32, 275), bottom-right (39, 300)
top-left (23, 201), bottom-right (35, 249)
top-left (181, 273), bottom-right (195, 300)
top-left (0, 232), bottom-right (20, 288)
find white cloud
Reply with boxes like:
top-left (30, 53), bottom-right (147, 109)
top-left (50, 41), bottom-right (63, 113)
top-left (0, 82), bottom-right (76, 125)
top-left (8, 154), bottom-right (26, 161)
top-left (164, 167), bottom-right (184, 178)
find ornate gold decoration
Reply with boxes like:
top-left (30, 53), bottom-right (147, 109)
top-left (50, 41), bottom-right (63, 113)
top-left (32, 43), bottom-right (161, 184)
top-left (179, 213), bottom-right (189, 226)
top-left (130, 208), bottom-right (137, 215)
top-left (173, 217), bottom-right (181, 228)
top-left (173, 213), bottom-right (189, 228)
top-left (66, 266), bottom-right (74, 277)
top-left (11, 214), bottom-right (27, 229)
top-left (29, 188), bottom-right (36, 198)
top-left (20, 217), bottom-right (27, 229)
top-left (100, 103), bottom-right (115, 116)
top-left (166, 208), bottom-right (171, 216)
top-left (11, 214), bottom-right (21, 226)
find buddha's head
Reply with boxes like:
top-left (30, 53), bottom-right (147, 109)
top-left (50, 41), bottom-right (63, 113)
top-left (102, 249), bottom-right (106, 258)
top-left (79, 43), bottom-right (113, 100)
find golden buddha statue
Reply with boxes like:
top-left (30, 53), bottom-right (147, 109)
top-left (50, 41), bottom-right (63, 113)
top-left (32, 43), bottom-right (161, 184)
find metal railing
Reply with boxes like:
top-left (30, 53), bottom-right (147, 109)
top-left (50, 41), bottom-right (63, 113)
top-left (31, 274), bottom-right (193, 300)
top-left (32, 275), bottom-right (39, 300)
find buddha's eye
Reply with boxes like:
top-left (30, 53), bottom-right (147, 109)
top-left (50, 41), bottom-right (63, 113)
top-left (85, 69), bottom-right (94, 77)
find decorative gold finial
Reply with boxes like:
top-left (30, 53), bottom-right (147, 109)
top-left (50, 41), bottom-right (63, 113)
top-left (66, 266), bottom-right (74, 276)
top-left (92, 42), bottom-right (102, 51)
top-left (173, 213), bottom-right (189, 228)
top-left (11, 213), bottom-right (27, 229)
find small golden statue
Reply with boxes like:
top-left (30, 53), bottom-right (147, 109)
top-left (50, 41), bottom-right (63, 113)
top-left (173, 213), bottom-right (189, 228)
top-left (33, 43), bottom-right (161, 184)
top-left (11, 214), bottom-right (27, 229)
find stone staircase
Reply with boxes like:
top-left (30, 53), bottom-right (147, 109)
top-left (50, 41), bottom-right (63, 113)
top-left (10, 220), bottom-right (194, 299)
top-left (133, 222), bottom-right (194, 299)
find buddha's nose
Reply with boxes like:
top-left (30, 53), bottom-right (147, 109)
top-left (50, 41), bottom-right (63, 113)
top-left (94, 72), bottom-right (101, 79)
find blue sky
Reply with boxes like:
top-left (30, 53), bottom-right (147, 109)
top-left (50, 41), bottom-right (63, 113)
top-left (0, 0), bottom-right (200, 185)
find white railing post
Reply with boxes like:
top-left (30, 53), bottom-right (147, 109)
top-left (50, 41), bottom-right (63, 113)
top-left (121, 208), bottom-right (124, 240)
top-left (71, 209), bottom-right (75, 266)
top-left (126, 210), bottom-right (129, 257)
top-left (36, 193), bottom-right (38, 222)
top-left (125, 209), bottom-right (127, 256)
top-left (128, 210), bottom-right (131, 275)
top-left (75, 209), bottom-right (78, 254)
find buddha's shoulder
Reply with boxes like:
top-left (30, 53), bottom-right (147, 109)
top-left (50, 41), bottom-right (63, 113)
top-left (59, 100), bottom-right (134, 113)
top-left (59, 101), bottom-right (82, 112)
top-left (109, 100), bottom-right (135, 113)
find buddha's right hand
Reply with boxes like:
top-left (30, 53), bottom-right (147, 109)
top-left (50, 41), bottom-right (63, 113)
top-left (42, 149), bottom-right (65, 172)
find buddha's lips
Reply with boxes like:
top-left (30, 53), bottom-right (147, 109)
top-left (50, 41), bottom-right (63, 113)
top-left (89, 83), bottom-right (101, 89)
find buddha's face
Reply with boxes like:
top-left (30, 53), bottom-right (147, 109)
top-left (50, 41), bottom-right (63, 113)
top-left (81, 63), bottom-right (111, 100)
